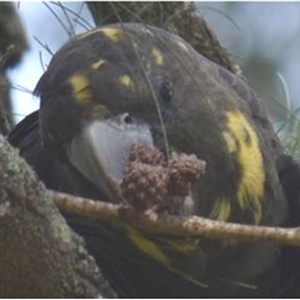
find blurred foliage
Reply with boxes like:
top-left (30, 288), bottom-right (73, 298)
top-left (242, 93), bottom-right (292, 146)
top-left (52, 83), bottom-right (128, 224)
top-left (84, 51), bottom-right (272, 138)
top-left (0, 2), bottom-right (27, 132)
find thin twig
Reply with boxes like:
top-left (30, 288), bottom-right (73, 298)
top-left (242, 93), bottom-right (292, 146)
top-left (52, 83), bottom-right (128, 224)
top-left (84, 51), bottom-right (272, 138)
top-left (33, 36), bottom-right (54, 56)
top-left (53, 191), bottom-right (300, 247)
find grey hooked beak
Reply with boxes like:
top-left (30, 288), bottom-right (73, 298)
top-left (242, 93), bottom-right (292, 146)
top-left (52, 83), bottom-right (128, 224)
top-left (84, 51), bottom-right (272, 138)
top-left (67, 113), bottom-right (153, 203)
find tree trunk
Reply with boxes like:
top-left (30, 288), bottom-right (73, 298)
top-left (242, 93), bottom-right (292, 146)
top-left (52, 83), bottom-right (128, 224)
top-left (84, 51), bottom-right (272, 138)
top-left (0, 135), bottom-right (115, 297)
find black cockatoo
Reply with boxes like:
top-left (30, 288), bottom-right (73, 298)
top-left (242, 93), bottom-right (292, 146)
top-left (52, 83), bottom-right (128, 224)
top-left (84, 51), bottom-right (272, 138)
top-left (9, 23), bottom-right (300, 297)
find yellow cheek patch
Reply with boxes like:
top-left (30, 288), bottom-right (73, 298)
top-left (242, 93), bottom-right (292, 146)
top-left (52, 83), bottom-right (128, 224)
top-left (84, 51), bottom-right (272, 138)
top-left (209, 197), bottom-right (232, 222)
top-left (91, 59), bottom-right (106, 70)
top-left (126, 227), bottom-right (169, 265)
top-left (119, 74), bottom-right (133, 88)
top-left (152, 48), bottom-right (164, 66)
top-left (225, 110), bottom-right (265, 224)
top-left (222, 131), bottom-right (237, 153)
top-left (68, 74), bottom-right (92, 104)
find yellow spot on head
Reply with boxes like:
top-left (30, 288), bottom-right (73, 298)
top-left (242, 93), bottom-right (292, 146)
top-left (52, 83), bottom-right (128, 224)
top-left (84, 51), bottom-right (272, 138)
top-left (91, 59), bottom-right (106, 70)
top-left (68, 74), bottom-right (91, 104)
top-left (141, 27), bottom-right (154, 37)
top-left (78, 27), bottom-right (124, 42)
top-left (100, 27), bottom-right (124, 42)
top-left (92, 104), bottom-right (109, 118)
top-left (176, 38), bottom-right (190, 52)
top-left (225, 110), bottom-right (265, 224)
top-left (119, 74), bottom-right (133, 88)
top-left (126, 227), bottom-right (169, 264)
top-left (152, 48), bottom-right (164, 66)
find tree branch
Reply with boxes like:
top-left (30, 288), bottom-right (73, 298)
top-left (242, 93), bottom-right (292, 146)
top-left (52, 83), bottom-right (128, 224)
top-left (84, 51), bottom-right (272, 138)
top-left (53, 191), bottom-right (300, 247)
